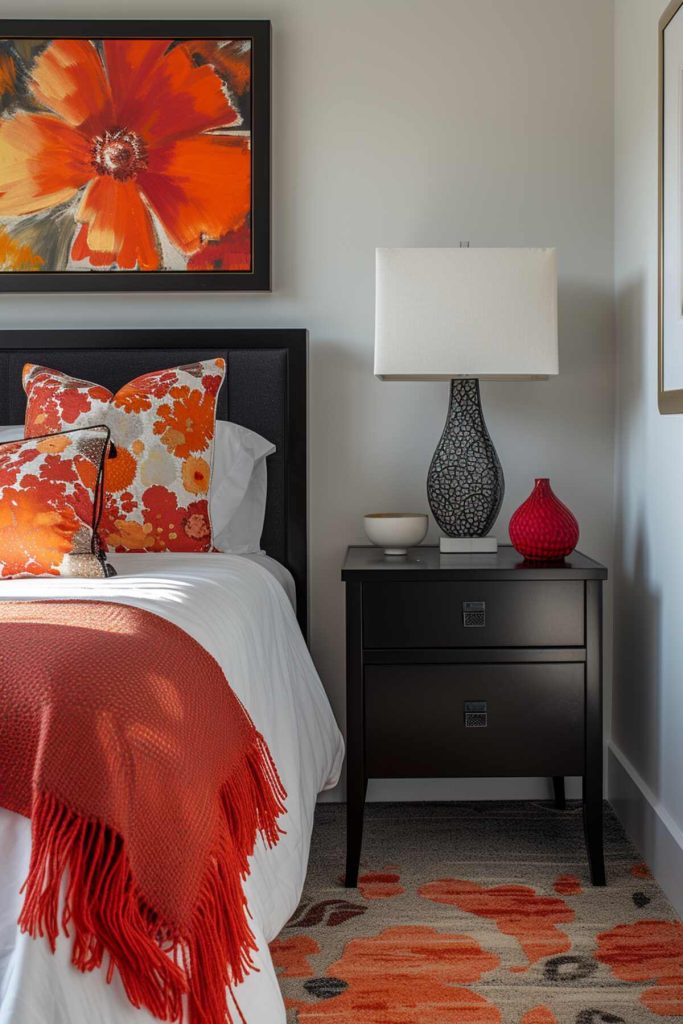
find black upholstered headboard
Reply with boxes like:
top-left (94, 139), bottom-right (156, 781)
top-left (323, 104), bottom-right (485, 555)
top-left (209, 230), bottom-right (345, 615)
top-left (0, 329), bottom-right (308, 638)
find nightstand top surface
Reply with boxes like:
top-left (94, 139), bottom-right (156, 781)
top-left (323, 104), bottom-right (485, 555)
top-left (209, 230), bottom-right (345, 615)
top-left (342, 545), bottom-right (607, 581)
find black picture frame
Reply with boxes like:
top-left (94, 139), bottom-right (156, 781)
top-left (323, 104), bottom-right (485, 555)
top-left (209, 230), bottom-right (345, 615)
top-left (0, 20), bottom-right (271, 292)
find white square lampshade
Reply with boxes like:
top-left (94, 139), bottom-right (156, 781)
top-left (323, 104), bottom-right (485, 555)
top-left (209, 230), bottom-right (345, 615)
top-left (374, 247), bottom-right (559, 381)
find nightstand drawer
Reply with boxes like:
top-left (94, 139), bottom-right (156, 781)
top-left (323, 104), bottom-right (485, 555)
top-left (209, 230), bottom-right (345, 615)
top-left (365, 663), bottom-right (584, 777)
top-left (363, 580), bottom-right (583, 648)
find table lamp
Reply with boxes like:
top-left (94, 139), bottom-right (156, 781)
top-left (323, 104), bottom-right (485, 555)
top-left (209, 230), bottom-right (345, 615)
top-left (374, 247), bottom-right (559, 552)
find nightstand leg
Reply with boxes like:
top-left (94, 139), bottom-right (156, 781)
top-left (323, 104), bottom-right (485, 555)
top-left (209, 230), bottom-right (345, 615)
top-left (346, 775), bottom-right (367, 888)
top-left (345, 580), bottom-right (366, 888)
top-left (552, 776), bottom-right (566, 809)
top-left (584, 580), bottom-right (606, 885)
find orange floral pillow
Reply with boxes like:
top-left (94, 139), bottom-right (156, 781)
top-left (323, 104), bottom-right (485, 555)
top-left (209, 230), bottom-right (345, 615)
top-left (0, 426), bottom-right (111, 579)
top-left (23, 360), bottom-right (226, 553)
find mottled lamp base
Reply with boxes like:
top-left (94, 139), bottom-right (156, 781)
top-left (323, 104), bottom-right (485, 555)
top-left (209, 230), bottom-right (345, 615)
top-left (427, 378), bottom-right (505, 541)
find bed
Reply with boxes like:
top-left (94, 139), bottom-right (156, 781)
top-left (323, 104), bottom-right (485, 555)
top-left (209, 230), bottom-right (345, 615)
top-left (0, 329), bottom-right (344, 1024)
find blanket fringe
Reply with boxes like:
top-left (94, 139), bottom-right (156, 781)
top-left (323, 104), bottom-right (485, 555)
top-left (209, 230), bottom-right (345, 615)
top-left (18, 730), bottom-right (286, 1024)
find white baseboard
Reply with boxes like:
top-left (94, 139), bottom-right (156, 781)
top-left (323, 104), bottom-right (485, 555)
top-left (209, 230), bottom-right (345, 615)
top-left (318, 776), bottom-right (583, 803)
top-left (367, 777), bottom-right (584, 801)
top-left (608, 741), bottom-right (683, 916)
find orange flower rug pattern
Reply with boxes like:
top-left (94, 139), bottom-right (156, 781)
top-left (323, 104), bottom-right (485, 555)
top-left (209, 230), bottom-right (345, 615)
top-left (272, 802), bottom-right (683, 1023)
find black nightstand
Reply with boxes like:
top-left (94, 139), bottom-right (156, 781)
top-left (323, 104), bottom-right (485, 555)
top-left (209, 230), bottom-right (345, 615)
top-left (341, 544), bottom-right (608, 888)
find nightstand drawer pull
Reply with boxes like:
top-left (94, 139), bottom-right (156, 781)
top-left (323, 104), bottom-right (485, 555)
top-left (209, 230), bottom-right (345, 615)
top-left (463, 601), bottom-right (486, 627)
top-left (464, 700), bottom-right (488, 727)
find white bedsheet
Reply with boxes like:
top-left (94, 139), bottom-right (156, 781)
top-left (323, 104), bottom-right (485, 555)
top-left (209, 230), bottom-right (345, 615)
top-left (0, 553), bottom-right (344, 1024)
top-left (243, 552), bottom-right (298, 611)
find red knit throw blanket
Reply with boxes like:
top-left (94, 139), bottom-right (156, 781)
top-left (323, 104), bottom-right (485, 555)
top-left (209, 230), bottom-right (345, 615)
top-left (0, 600), bottom-right (286, 1024)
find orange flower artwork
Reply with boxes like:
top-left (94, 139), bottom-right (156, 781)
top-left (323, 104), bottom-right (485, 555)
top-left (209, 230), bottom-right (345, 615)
top-left (0, 28), bottom-right (267, 285)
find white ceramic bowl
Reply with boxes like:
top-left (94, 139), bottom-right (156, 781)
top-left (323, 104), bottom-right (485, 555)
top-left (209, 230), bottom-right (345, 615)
top-left (363, 513), bottom-right (428, 555)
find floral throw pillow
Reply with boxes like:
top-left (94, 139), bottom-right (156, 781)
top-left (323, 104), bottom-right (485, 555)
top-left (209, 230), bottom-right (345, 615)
top-left (0, 426), bottom-right (111, 579)
top-left (23, 360), bottom-right (226, 553)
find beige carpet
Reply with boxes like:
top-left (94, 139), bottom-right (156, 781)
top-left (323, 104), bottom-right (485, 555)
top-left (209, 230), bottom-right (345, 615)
top-left (272, 801), bottom-right (682, 1023)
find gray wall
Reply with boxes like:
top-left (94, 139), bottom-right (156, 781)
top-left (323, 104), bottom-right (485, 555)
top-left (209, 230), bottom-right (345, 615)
top-left (613, 0), bottom-right (683, 914)
top-left (2, 0), bottom-right (616, 802)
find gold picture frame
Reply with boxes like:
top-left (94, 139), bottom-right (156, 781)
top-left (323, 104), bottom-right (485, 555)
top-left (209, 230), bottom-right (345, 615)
top-left (659, 0), bottom-right (683, 411)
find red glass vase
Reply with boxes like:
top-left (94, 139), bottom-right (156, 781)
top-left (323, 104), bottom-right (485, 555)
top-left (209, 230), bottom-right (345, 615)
top-left (509, 478), bottom-right (579, 561)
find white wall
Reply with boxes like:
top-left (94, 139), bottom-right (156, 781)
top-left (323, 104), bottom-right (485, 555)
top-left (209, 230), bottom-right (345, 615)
top-left (612, 0), bottom-right (683, 914)
top-left (1, 0), bottom-right (616, 801)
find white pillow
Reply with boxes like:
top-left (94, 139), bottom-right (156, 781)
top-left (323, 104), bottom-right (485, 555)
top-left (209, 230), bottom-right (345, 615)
top-left (0, 421), bottom-right (275, 555)
top-left (211, 421), bottom-right (275, 553)
top-left (0, 425), bottom-right (22, 443)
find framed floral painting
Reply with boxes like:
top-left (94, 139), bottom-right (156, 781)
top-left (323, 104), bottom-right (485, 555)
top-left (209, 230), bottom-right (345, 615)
top-left (0, 20), bottom-right (270, 291)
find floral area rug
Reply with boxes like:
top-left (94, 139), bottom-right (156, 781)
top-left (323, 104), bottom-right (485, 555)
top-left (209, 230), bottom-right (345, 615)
top-left (271, 801), bottom-right (683, 1023)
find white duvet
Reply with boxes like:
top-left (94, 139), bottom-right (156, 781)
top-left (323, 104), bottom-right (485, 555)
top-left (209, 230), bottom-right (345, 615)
top-left (0, 553), bottom-right (344, 1024)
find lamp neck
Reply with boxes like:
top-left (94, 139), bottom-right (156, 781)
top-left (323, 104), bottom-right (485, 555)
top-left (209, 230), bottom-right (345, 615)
top-left (449, 378), bottom-right (483, 421)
